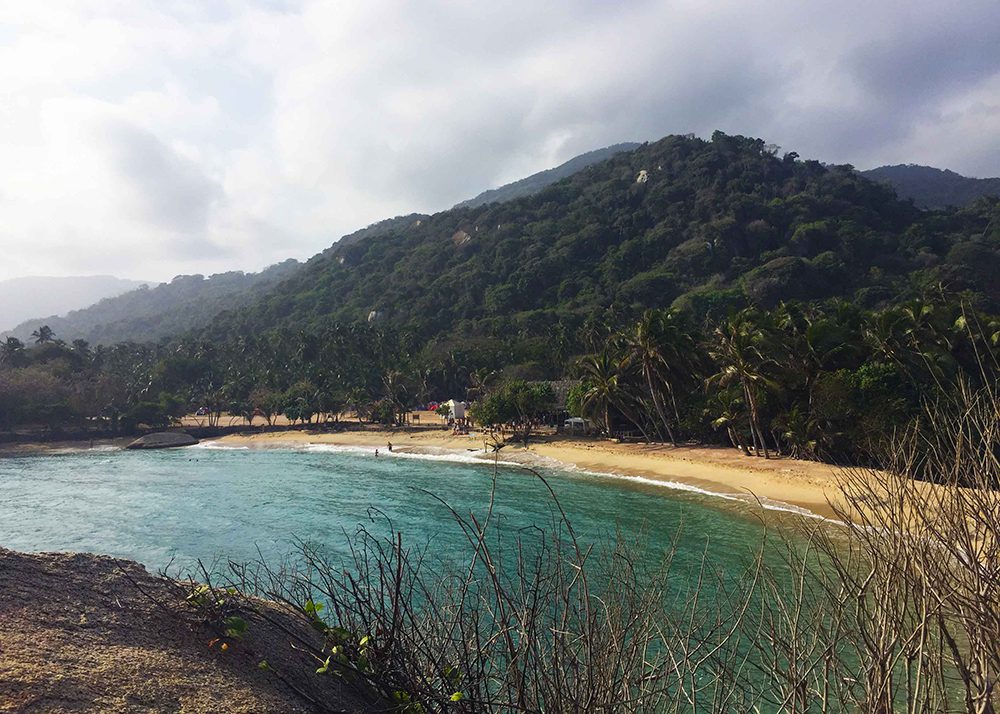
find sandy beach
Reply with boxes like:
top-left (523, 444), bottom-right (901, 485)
top-left (213, 426), bottom-right (849, 521)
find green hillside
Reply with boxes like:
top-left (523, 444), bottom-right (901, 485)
top-left (862, 164), bottom-right (1000, 209)
top-left (4, 132), bottom-right (999, 466)
top-left (209, 132), bottom-right (1000, 352)
top-left (7, 260), bottom-right (301, 345)
top-left (0, 275), bottom-right (150, 334)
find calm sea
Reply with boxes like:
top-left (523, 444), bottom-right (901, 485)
top-left (0, 443), bottom-right (799, 579)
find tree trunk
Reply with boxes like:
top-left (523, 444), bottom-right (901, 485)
top-left (743, 382), bottom-right (770, 459)
top-left (645, 366), bottom-right (676, 446)
top-left (667, 382), bottom-right (683, 441)
top-left (619, 400), bottom-right (653, 443)
top-left (728, 426), bottom-right (749, 455)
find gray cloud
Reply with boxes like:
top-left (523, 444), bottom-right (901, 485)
top-left (0, 0), bottom-right (998, 283)
top-left (97, 121), bottom-right (223, 239)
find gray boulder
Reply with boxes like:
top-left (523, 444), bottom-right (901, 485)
top-left (126, 432), bottom-right (199, 450)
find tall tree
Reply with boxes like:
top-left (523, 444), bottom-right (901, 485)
top-left (707, 310), bottom-right (778, 458)
top-left (578, 350), bottom-right (621, 437)
top-left (30, 325), bottom-right (55, 344)
top-left (622, 311), bottom-right (675, 444)
top-left (0, 337), bottom-right (26, 367)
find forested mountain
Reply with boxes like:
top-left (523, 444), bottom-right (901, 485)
top-left (5, 132), bottom-right (1000, 468)
top-left (0, 275), bottom-right (150, 333)
top-left (454, 142), bottom-right (641, 210)
top-left (327, 145), bottom-right (642, 254)
top-left (208, 132), bottom-right (1000, 366)
top-left (862, 164), bottom-right (1000, 209)
top-left (331, 214), bottom-right (430, 250)
top-left (5, 260), bottom-right (301, 345)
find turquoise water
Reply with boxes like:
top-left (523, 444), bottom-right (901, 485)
top-left (0, 443), bottom-right (784, 578)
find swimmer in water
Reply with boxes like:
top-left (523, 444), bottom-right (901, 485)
top-left (375, 449), bottom-right (379, 457)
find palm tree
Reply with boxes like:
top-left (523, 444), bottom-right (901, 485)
top-left (707, 310), bottom-right (778, 458)
top-left (0, 337), bottom-right (26, 367)
top-left (775, 302), bottom-right (861, 409)
top-left (467, 368), bottom-right (499, 403)
top-left (382, 369), bottom-right (411, 426)
top-left (708, 388), bottom-right (750, 455)
top-left (30, 325), bottom-right (55, 344)
top-left (623, 311), bottom-right (676, 445)
top-left (578, 350), bottom-right (621, 436)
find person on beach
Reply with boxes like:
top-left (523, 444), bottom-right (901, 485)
top-left (387, 441), bottom-right (393, 452)
top-left (375, 449), bottom-right (379, 457)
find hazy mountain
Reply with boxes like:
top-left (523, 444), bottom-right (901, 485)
top-left (205, 132), bottom-right (999, 347)
top-left (453, 143), bottom-right (642, 210)
top-left (0, 275), bottom-right (150, 333)
top-left (5, 260), bottom-right (301, 345)
top-left (861, 164), bottom-right (1000, 209)
top-left (0, 144), bottom-right (641, 344)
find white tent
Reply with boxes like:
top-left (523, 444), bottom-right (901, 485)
top-left (441, 399), bottom-right (466, 421)
top-left (563, 417), bottom-right (592, 434)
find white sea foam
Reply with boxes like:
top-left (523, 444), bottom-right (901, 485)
top-left (513, 452), bottom-right (836, 521)
top-left (299, 442), bottom-right (522, 467)
top-left (193, 438), bottom-right (835, 521)
top-left (190, 441), bottom-right (250, 451)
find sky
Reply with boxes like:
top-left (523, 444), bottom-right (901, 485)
top-left (0, 1), bottom-right (998, 284)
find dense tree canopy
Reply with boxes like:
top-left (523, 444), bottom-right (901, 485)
top-left (2, 133), bottom-right (999, 478)
top-left (204, 133), bottom-right (999, 376)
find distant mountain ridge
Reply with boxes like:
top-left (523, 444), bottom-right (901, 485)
top-left (329, 143), bottom-right (643, 252)
top-left (10, 141), bottom-right (998, 350)
top-left (453, 142), bottom-right (642, 210)
top-left (1, 144), bottom-right (640, 344)
top-left (0, 275), bottom-right (150, 333)
top-left (861, 164), bottom-right (1000, 209)
top-left (4, 260), bottom-right (301, 345)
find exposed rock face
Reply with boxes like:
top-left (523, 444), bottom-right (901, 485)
top-left (0, 547), bottom-right (370, 713)
top-left (126, 432), bottom-right (199, 449)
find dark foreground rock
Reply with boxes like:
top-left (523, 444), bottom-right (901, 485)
top-left (0, 548), bottom-right (373, 713)
top-left (126, 431), bottom-right (199, 449)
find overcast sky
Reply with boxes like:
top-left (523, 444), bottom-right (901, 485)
top-left (1, 1), bottom-right (998, 283)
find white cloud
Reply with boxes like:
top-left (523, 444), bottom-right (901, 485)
top-left (0, 0), bottom-right (997, 282)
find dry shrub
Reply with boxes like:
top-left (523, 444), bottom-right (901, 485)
top-left (211, 385), bottom-right (998, 712)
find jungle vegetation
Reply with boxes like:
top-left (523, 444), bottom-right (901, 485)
top-left (1, 132), bottom-right (998, 474)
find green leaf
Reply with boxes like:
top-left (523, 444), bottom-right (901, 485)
top-left (223, 615), bottom-right (248, 638)
top-left (450, 691), bottom-right (464, 702)
top-left (304, 599), bottom-right (324, 617)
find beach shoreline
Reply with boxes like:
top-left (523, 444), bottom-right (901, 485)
top-left (209, 427), bottom-right (848, 521)
top-left (0, 425), bottom-right (849, 521)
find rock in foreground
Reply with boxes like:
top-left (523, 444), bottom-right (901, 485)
top-left (0, 548), bottom-right (371, 713)
top-left (126, 431), bottom-right (199, 449)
